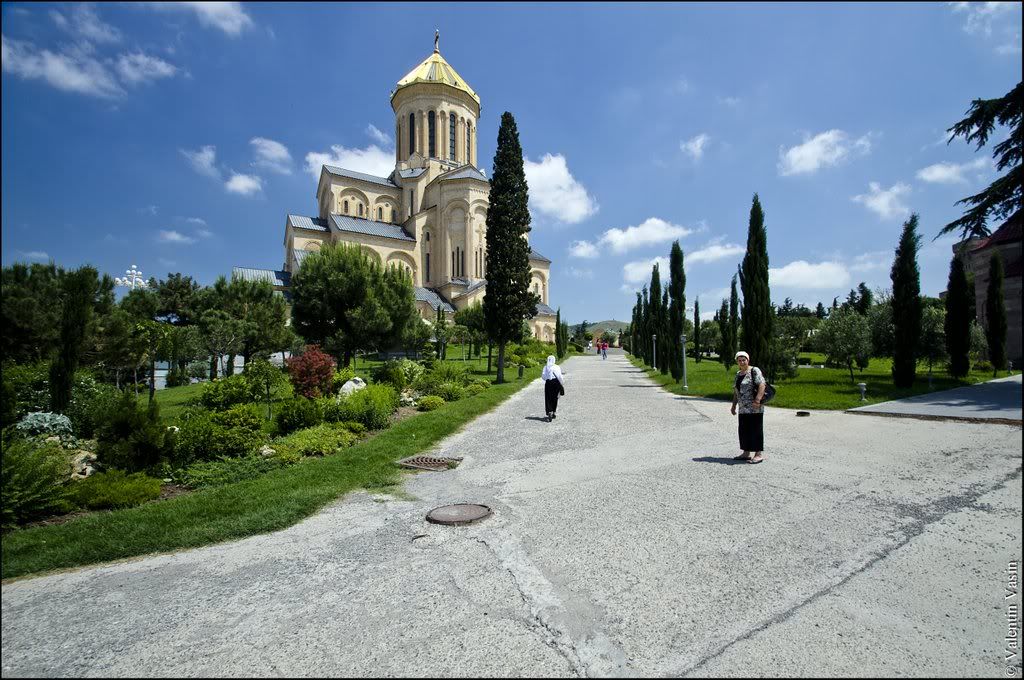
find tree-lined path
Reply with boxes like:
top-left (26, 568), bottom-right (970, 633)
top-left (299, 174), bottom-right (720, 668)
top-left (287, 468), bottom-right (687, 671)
top-left (3, 350), bottom-right (1021, 677)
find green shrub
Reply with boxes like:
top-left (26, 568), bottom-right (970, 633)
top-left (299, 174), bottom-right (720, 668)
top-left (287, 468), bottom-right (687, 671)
top-left (16, 412), bottom-right (72, 437)
top-left (273, 423), bottom-right (356, 458)
top-left (164, 368), bottom-right (190, 388)
top-left (174, 406), bottom-right (266, 465)
top-left (275, 397), bottom-right (325, 435)
top-left (464, 383), bottom-right (485, 397)
top-left (68, 469), bottom-right (161, 510)
top-left (197, 374), bottom-right (257, 411)
top-left (973, 361), bottom-right (993, 372)
top-left (343, 384), bottom-right (399, 430)
top-left (398, 359), bottom-right (424, 386)
top-left (430, 362), bottom-right (470, 386)
top-left (332, 367), bottom-right (356, 392)
top-left (1, 362), bottom-right (51, 426)
top-left (371, 360), bottom-right (407, 391)
top-left (96, 392), bottom-right (169, 472)
top-left (338, 420), bottom-right (366, 435)
top-left (1, 436), bottom-right (73, 529)
top-left (430, 381), bottom-right (465, 402)
top-left (66, 378), bottom-right (121, 438)
top-left (472, 378), bottom-right (491, 389)
top-left (184, 454), bottom-right (288, 490)
top-left (417, 395), bottom-right (445, 411)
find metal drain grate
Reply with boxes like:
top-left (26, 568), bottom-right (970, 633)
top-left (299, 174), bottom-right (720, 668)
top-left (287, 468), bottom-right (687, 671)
top-left (397, 455), bottom-right (463, 471)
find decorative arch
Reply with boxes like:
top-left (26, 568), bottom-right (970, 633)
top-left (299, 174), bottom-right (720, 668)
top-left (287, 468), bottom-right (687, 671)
top-left (386, 251), bottom-right (418, 285)
top-left (531, 269), bottom-right (548, 304)
top-left (337, 187), bottom-right (371, 214)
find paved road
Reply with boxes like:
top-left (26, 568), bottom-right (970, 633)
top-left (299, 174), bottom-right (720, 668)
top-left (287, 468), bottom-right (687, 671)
top-left (3, 351), bottom-right (1022, 677)
top-left (848, 373), bottom-right (1022, 423)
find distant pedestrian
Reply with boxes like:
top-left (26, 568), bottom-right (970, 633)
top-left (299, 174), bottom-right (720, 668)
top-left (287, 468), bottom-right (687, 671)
top-left (541, 355), bottom-right (565, 422)
top-left (730, 351), bottom-right (766, 464)
top-left (601, 342), bottom-right (607, 360)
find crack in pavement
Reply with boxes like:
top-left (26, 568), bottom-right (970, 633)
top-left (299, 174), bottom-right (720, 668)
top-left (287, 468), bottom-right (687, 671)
top-left (674, 465), bottom-right (1023, 677)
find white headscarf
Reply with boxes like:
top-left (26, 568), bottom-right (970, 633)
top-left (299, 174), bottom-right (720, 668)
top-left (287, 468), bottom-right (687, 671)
top-left (541, 355), bottom-right (564, 385)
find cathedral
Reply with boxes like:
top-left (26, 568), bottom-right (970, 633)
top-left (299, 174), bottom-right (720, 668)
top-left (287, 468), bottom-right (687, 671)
top-left (234, 36), bottom-right (558, 341)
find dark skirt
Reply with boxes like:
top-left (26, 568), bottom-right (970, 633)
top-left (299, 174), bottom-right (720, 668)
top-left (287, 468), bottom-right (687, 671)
top-left (738, 413), bottom-right (764, 451)
top-left (544, 378), bottom-right (562, 414)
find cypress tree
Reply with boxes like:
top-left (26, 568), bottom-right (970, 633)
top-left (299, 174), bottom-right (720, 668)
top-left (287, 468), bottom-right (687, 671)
top-left (661, 289), bottom-right (670, 375)
top-left (944, 256), bottom-right (971, 378)
top-left (717, 299), bottom-right (732, 369)
top-left (891, 213), bottom-right (922, 388)
top-left (728, 273), bottom-right (740, 365)
top-left (649, 265), bottom-right (662, 369)
top-left (555, 307), bottom-right (564, 359)
top-left (668, 241), bottom-right (686, 381)
top-left (632, 293), bottom-right (641, 357)
top-left (50, 267), bottom-right (98, 413)
top-left (693, 298), bottom-right (702, 363)
top-left (483, 112), bottom-right (538, 383)
top-left (739, 194), bottom-right (772, 367)
top-left (985, 251), bottom-right (1007, 375)
top-left (641, 286), bottom-right (650, 365)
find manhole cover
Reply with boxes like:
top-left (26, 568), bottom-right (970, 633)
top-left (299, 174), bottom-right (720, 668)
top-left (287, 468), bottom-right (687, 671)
top-left (397, 455), bottom-right (463, 471)
top-left (426, 504), bottom-right (492, 526)
top-left (796, 411), bottom-right (811, 417)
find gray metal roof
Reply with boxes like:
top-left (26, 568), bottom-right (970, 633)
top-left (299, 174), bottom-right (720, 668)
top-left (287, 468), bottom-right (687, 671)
top-left (287, 215), bottom-right (329, 232)
top-left (292, 249), bottom-right (314, 270)
top-left (536, 302), bottom-right (556, 316)
top-left (529, 247), bottom-right (551, 263)
top-left (398, 168), bottom-right (426, 179)
top-left (415, 287), bottom-right (455, 312)
top-left (331, 214), bottom-right (415, 242)
top-left (323, 165), bottom-right (398, 188)
top-left (232, 267), bottom-right (291, 287)
top-left (442, 166), bottom-right (487, 182)
top-left (453, 279), bottom-right (487, 299)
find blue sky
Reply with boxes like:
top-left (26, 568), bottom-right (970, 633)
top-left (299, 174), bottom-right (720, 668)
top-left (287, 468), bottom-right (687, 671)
top-left (2, 2), bottom-right (1021, 325)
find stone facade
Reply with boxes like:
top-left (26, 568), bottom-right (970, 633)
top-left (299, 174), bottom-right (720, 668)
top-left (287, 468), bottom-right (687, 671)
top-left (235, 39), bottom-right (557, 341)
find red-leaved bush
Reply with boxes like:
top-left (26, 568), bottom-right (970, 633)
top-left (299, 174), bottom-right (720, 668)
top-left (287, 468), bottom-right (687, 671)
top-left (285, 345), bottom-right (337, 398)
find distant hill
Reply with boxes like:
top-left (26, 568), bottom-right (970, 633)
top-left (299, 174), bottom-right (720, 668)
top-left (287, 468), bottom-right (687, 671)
top-left (568, 319), bottom-right (629, 333)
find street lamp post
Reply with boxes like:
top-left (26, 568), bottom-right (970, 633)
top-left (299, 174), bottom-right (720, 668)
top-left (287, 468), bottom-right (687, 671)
top-left (652, 334), bottom-right (657, 371)
top-left (115, 264), bottom-right (148, 290)
top-left (681, 332), bottom-right (688, 391)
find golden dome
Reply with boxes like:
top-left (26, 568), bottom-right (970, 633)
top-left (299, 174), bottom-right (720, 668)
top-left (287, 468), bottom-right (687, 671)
top-left (392, 41), bottom-right (480, 106)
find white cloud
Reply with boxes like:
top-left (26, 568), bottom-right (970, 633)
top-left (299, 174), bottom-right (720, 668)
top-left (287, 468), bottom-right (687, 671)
top-left (770, 261), bottom-right (851, 289)
top-left (698, 287), bottom-right (732, 307)
top-left (778, 129), bottom-right (872, 176)
top-left (685, 242), bottom-right (745, 265)
top-left (915, 158), bottom-right (990, 184)
top-left (623, 256), bottom-right (670, 285)
top-left (157, 230), bottom-right (197, 244)
top-left (718, 95), bottom-right (742, 107)
top-left (196, 228), bottom-right (214, 239)
top-left (599, 217), bottom-right (693, 254)
top-left (225, 173), bottom-right (262, 196)
top-left (18, 250), bottom-right (50, 260)
top-left (185, 216), bottom-right (206, 225)
top-left (951, 2), bottom-right (1022, 54)
top-left (568, 267), bottom-right (594, 279)
top-left (139, 205), bottom-right (159, 216)
top-left (116, 52), bottom-right (177, 85)
top-left (305, 144), bottom-right (394, 179)
top-left (851, 181), bottom-right (911, 220)
top-left (680, 133), bottom-right (709, 161)
top-left (568, 240), bottom-right (600, 259)
top-left (365, 124), bottom-right (392, 145)
top-left (250, 137), bottom-right (292, 174)
top-left (523, 153), bottom-right (598, 224)
top-left (144, 2), bottom-right (254, 36)
top-left (849, 251), bottom-right (890, 273)
top-left (180, 145), bottom-right (220, 179)
top-left (1, 34), bottom-right (123, 98)
top-left (51, 4), bottom-right (121, 43)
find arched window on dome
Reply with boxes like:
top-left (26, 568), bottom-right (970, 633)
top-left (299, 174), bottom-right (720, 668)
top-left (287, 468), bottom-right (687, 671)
top-left (466, 123), bottom-right (471, 162)
top-left (428, 111), bottom-right (436, 157)
top-left (343, 200), bottom-right (349, 215)
top-left (424, 231), bottom-right (431, 282)
top-left (408, 113), bottom-right (415, 157)
top-left (358, 203), bottom-right (364, 217)
top-left (377, 207), bottom-right (383, 221)
top-left (449, 112), bottom-right (456, 160)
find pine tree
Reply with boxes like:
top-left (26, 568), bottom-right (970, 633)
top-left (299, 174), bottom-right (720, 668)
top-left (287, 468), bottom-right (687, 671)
top-left (693, 298), bottom-right (702, 363)
top-left (667, 241), bottom-right (686, 380)
top-left (985, 251), bottom-right (1007, 375)
top-left (483, 112), bottom-right (539, 383)
top-left (891, 213), bottom-right (922, 388)
top-left (944, 256), bottom-right (971, 378)
top-left (855, 282), bottom-right (873, 315)
top-left (649, 265), bottom-right (662, 370)
top-left (49, 267), bottom-right (99, 413)
top-left (815, 302), bottom-right (827, 320)
top-left (717, 299), bottom-right (732, 370)
top-left (738, 196), bottom-right (773, 369)
top-left (728, 273), bottom-right (740, 365)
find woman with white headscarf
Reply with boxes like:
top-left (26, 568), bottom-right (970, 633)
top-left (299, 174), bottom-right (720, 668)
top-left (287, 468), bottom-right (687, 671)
top-left (541, 355), bottom-right (565, 422)
top-left (730, 350), bottom-right (767, 463)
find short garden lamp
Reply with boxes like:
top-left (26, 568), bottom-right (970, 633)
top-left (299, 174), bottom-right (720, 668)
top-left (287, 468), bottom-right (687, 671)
top-left (857, 382), bottom-right (867, 402)
top-left (652, 334), bottom-right (657, 371)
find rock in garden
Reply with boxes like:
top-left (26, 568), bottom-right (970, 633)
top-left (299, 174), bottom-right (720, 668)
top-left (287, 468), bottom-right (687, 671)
top-left (70, 451), bottom-right (98, 480)
top-left (259, 445), bottom-right (277, 458)
top-left (340, 377), bottom-right (367, 397)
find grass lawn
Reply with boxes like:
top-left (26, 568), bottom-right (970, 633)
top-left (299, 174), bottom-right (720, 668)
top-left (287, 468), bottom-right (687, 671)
top-left (2, 364), bottom-right (546, 581)
top-left (627, 352), bottom-right (1011, 410)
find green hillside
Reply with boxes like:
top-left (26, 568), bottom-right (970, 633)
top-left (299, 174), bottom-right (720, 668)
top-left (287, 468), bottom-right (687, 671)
top-left (567, 319), bottom-right (629, 333)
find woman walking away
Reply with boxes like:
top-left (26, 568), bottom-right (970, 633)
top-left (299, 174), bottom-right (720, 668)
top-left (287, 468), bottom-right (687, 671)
top-left (542, 355), bottom-right (566, 422)
top-left (730, 351), bottom-right (766, 464)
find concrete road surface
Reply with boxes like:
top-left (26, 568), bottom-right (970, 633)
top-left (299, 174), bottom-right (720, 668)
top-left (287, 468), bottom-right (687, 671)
top-left (849, 373), bottom-right (1022, 423)
top-left (3, 350), bottom-right (1022, 677)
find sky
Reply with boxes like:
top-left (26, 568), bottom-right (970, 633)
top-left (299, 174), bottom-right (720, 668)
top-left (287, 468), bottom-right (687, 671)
top-left (2, 2), bottom-right (1021, 325)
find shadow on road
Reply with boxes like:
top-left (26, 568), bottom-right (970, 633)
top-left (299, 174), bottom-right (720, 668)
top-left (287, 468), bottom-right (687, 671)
top-left (524, 416), bottom-right (551, 423)
top-left (692, 456), bottom-right (751, 466)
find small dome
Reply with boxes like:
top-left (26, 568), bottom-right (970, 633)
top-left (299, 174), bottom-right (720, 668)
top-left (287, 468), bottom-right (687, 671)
top-left (392, 48), bottom-right (480, 106)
